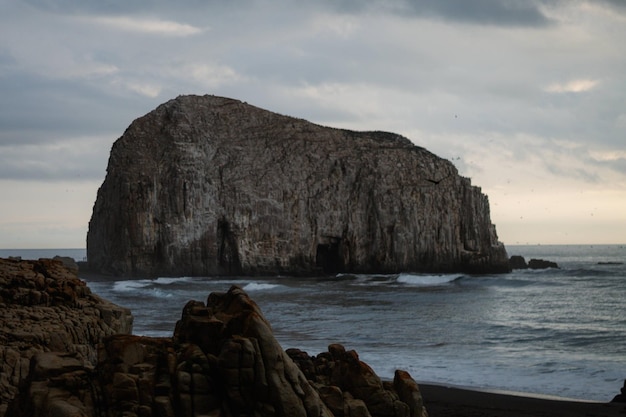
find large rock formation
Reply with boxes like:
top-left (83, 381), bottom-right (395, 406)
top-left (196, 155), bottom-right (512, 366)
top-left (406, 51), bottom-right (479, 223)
top-left (0, 257), bottom-right (133, 417)
top-left (9, 285), bottom-right (429, 417)
top-left (88, 94), bottom-right (509, 277)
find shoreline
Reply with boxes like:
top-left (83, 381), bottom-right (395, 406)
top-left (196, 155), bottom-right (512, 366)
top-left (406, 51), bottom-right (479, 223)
top-left (418, 383), bottom-right (625, 417)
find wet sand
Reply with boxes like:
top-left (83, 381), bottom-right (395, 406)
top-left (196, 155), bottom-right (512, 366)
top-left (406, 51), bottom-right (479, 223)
top-left (419, 383), bottom-right (626, 417)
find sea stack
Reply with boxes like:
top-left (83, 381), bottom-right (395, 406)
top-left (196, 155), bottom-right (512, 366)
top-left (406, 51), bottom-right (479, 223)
top-left (87, 94), bottom-right (509, 277)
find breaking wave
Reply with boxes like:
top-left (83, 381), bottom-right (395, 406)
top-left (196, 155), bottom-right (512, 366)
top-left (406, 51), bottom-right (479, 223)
top-left (396, 273), bottom-right (464, 286)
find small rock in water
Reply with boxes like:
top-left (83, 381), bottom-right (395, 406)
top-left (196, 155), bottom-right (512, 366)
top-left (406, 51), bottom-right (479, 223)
top-left (528, 258), bottom-right (559, 269)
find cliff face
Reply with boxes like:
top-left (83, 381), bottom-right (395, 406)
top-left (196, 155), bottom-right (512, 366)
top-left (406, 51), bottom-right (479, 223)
top-left (0, 258), bottom-right (133, 417)
top-left (88, 94), bottom-right (509, 276)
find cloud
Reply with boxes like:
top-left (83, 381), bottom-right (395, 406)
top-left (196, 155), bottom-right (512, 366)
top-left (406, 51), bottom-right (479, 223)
top-left (0, 71), bottom-right (156, 145)
top-left (0, 136), bottom-right (112, 181)
top-left (589, 150), bottom-right (626, 176)
top-left (545, 79), bottom-right (600, 93)
top-left (110, 79), bottom-right (163, 98)
top-left (1, 0), bottom-right (625, 246)
top-left (21, 0), bottom-right (557, 28)
top-left (84, 16), bottom-right (205, 36)
top-left (395, 0), bottom-right (554, 26)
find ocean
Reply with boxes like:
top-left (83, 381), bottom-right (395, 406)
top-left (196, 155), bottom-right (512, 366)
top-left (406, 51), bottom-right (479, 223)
top-left (2, 244), bottom-right (625, 402)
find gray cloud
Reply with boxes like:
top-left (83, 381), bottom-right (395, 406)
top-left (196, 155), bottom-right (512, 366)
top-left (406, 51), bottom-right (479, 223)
top-left (18, 0), bottom-right (626, 29)
top-left (1, 0), bottom-right (625, 185)
top-left (0, 72), bottom-right (157, 146)
top-left (1, 0), bottom-right (625, 247)
top-left (396, 0), bottom-right (554, 26)
top-left (21, 0), bottom-right (553, 27)
top-left (0, 139), bottom-right (111, 181)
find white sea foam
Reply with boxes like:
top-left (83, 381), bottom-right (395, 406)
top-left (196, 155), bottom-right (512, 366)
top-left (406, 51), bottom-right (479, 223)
top-left (147, 288), bottom-right (174, 298)
top-left (242, 282), bottom-right (281, 291)
top-left (112, 279), bottom-right (176, 298)
top-left (153, 276), bottom-right (193, 285)
top-left (112, 280), bottom-right (151, 292)
top-left (396, 273), bottom-right (462, 286)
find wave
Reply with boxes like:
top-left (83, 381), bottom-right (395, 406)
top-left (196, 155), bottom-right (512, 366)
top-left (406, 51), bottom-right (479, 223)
top-left (111, 280), bottom-right (175, 298)
top-left (334, 273), bottom-right (464, 287)
top-left (112, 280), bottom-right (151, 292)
top-left (146, 288), bottom-right (174, 299)
top-left (242, 282), bottom-right (282, 291)
top-left (396, 273), bottom-right (463, 286)
top-left (151, 276), bottom-right (195, 285)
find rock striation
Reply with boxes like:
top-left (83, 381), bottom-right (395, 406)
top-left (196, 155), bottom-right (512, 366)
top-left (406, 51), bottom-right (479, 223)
top-left (87, 94), bottom-right (509, 277)
top-left (9, 285), bottom-right (429, 417)
top-left (0, 257), bottom-right (133, 417)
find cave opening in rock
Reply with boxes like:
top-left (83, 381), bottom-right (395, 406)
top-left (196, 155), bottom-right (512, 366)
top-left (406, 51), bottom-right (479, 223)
top-left (217, 218), bottom-right (241, 274)
top-left (316, 237), bottom-right (344, 274)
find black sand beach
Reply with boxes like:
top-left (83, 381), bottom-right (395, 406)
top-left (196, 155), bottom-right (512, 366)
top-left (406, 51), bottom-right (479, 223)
top-left (419, 384), bottom-right (626, 417)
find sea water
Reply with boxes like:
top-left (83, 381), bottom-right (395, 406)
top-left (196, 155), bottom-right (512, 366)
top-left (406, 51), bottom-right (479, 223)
top-left (3, 245), bottom-right (625, 401)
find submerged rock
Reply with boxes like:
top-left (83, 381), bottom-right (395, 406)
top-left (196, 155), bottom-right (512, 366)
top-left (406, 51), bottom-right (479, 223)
top-left (10, 286), bottom-right (429, 417)
top-left (87, 94), bottom-right (509, 277)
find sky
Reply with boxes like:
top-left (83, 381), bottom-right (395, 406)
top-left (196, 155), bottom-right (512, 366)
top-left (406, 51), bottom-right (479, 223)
top-left (1, 0), bottom-right (625, 249)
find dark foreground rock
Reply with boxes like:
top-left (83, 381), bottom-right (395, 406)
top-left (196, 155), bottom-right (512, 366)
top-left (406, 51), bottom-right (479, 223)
top-left (88, 94), bottom-right (509, 277)
top-left (612, 380), bottom-right (626, 402)
top-left (9, 285), bottom-right (428, 417)
top-left (0, 257), bottom-right (133, 417)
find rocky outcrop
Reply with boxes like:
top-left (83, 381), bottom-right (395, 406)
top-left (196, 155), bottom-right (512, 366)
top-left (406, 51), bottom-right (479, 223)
top-left (9, 286), bottom-right (428, 417)
top-left (0, 257), bottom-right (133, 417)
top-left (87, 94), bottom-right (509, 277)
top-left (509, 255), bottom-right (528, 270)
top-left (528, 259), bottom-right (559, 269)
top-left (509, 256), bottom-right (559, 270)
top-left (288, 345), bottom-right (428, 417)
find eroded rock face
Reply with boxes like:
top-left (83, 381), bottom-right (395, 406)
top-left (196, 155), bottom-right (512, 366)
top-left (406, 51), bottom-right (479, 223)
top-left (87, 94), bottom-right (509, 277)
top-left (9, 286), bottom-right (429, 417)
top-left (287, 345), bottom-right (428, 417)
top-left (0, 257), bottom-right (133, 417)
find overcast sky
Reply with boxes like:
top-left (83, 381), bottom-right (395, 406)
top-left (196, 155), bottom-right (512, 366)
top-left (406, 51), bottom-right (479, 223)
top-left (1, 0), bottom-right (625, 249)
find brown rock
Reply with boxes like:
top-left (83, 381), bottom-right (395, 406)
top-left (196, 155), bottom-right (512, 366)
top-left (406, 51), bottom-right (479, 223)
top-left (394, 370), bottom-right (428, 417)
top-left (10, 286), bottom-right (428, 417)
top-left (288, 343), bottom-right (429, 417)
top-left (0, 258), bottom-right (132, 417)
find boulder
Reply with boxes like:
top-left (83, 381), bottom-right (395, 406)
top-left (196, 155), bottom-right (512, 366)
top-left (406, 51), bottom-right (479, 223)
top-left (52, 256), bottom-right (79, 274)
top-left (0, 257), bottom-right (133, 417)
top-left (10, 286), bottom-right (429, 417)
top-left (509, 255), bottom-right (528, 269)
top-left (287, 344), bottom-right (428, 417)
top-left (528, 259), bottom-right (559, 269)
top-left (87, 94), bottom-right (509, 277)
top-left (509, 255), bottom-right (559, 270)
